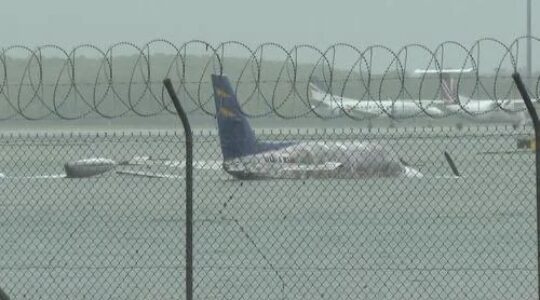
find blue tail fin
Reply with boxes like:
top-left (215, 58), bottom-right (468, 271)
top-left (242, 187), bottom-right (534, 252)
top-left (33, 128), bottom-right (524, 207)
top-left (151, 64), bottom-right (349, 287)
top-left (212, 74), bottom-right (258, 160)
top-left (212, 74), bottom-right (295, 160)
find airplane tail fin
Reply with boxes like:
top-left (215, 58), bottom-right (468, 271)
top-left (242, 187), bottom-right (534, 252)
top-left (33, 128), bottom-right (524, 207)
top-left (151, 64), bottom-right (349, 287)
top-left (308, 76), bottom-right (333, 106)
top-left (211, 74), bottom-right (258, 160)
top-left (309, 76), bottom-right (330, 92)
top-left (414, 68), bottom-right (472, 104)
top-left (441, 75), bottom-right (458, 104)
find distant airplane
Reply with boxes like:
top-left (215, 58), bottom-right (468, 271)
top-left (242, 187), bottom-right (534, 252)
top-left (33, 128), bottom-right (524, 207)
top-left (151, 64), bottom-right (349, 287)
top-left (211, 73), bottom-right (425, 179)
top-left (309, 69), bottom-right (532, 127)
top-left (308, 76), bottom-right (445, 119)
top-left (414, 68), bottom-right (531, 128)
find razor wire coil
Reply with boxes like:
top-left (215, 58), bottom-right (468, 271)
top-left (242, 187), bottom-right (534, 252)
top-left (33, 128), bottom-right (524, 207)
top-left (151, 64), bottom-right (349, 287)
top-left (1, 37), bottom-right (540, 121)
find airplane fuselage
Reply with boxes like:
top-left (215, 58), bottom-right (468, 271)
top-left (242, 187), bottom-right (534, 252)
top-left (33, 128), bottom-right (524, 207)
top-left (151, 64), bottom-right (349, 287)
top-left (222, 141), bottom-right (422, 179)
top-left (309, 82), bottom-right (531, 125)
top-left (313, 92), bottom-right (444, 118)
top-left (444, 98), bottom-right (528, 125)
top-left (214, 74), bottom-right (425, 180)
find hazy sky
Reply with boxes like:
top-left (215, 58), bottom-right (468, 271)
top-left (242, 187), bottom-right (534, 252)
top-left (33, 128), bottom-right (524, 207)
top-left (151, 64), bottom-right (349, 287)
top-left (0, 0), bottom-right (535, 48)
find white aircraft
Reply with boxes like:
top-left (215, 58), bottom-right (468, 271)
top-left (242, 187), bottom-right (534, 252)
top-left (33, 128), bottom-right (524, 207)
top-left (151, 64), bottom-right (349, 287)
top-left (211, 73), bottom-right (429, 179)
top-left (414, 68), bottom-right (531, 127)
top-left (308, 76), bottom-right (445, 119)
top-left (0, 156), bottom-right (222, 180)
top-left (0, 157), bottom-right (184, 180)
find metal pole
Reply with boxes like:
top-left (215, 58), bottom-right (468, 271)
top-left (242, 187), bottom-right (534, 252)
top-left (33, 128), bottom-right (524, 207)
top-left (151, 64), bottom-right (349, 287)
top-left (0, 286), bottom-right (10, 300)
top-left (512, 72), bottom-right (539, 300)
top-left (527, 0), bottom-right (532, 82)
top-left (163, 78), bottom-right (193, 300)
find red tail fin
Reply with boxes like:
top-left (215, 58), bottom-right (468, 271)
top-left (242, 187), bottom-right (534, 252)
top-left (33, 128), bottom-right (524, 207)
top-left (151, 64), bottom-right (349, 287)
top-left (441, 75), bottom-right (457, 104)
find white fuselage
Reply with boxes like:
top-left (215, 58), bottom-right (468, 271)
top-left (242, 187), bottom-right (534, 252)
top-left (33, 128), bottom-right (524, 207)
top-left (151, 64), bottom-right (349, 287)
top-left (444, 97), bottom-right (529, 125)
top-left (310, 86), bottom-right (531, 125)
top-left (310, 89), bottom-right (444, 118)
top-left (222, 141), bottom-right (422, 179)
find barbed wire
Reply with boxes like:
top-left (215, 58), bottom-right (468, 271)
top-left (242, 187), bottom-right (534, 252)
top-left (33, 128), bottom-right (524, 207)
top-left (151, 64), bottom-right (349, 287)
top-left (1, 37), bottom-right (540, 121)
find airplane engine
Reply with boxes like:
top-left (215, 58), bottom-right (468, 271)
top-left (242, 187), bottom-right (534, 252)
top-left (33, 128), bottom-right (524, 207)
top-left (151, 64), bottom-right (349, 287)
top-left (64, 158), bottom-right (117, 178)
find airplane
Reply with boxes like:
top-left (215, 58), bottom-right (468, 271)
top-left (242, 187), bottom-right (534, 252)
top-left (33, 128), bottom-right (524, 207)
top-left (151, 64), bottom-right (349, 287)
top-left (211, 73), bottom-right (427, 180)
top-left (0, 156), bottom-right (222, 180)
top-left (307, 76), bottom-right (446, 119)
top-left (414, 68), bottom-right (531, 128)
top-left (308, 69), bottom-right (532, 128)
top-left (0, 157), bottom-right (183, 179)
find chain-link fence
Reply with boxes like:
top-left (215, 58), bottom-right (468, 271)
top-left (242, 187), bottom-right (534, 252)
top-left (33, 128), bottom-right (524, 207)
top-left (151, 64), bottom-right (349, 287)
top-left (0, 130), bottom-right (187, 299)
top-left (0, 123), bottom-right (537, 299)
top-left (0, 68), bottom-right (539, 300)
top-left (192, 125), bottom-right (537, 300)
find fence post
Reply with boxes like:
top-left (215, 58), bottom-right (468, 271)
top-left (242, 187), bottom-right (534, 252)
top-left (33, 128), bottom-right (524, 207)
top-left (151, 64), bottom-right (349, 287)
top-left (0, 287), bottom-right (9, 300)
top-left (163, 78), bottom-right (193, 300)
top-left (512, 72), bottom-right (540, 300)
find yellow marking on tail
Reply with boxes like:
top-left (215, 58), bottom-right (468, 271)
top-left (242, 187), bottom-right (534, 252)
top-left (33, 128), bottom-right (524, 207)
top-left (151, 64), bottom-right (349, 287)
top-left (219, 107), bottom-right (237, 118)
top-left (216, 88), bottom-right (231, 99)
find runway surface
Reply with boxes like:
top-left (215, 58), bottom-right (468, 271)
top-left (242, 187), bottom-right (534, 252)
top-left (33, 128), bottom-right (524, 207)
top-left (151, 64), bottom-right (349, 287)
top-left (0, 125), bottom-right (537, 299)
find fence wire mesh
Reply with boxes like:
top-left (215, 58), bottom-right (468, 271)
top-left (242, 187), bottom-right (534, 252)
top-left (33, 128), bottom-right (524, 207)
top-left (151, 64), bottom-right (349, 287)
top-left (191, 126), bottom-right (537, 300)
top-left (0, 123), bottom-right (537, 299)
top-left (0, 131), bottom-right (186, 299)
top-left (0, 45), bottom-right (539, 299)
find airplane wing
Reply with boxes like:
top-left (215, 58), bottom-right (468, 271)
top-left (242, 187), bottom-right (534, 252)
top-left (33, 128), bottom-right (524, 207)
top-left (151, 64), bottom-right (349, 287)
top-left (125, 156), bottom-right (222, 170)
top-left (2, 174), bottom-right (67, 179)
top-left (2, 169), bottom-right (181, 180)
top-left (310, 92), bottom-right (383, 117)
top-left (116, 169), bottom-right (182, 179)
top-left (346, 103), bottom-right (386, 117)
top-left (413, 68), bottom-right (474, 75)
top-left (499, 98), bottom-right (531, 111)
top-left (281, 162), bottom-right (343, 171)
